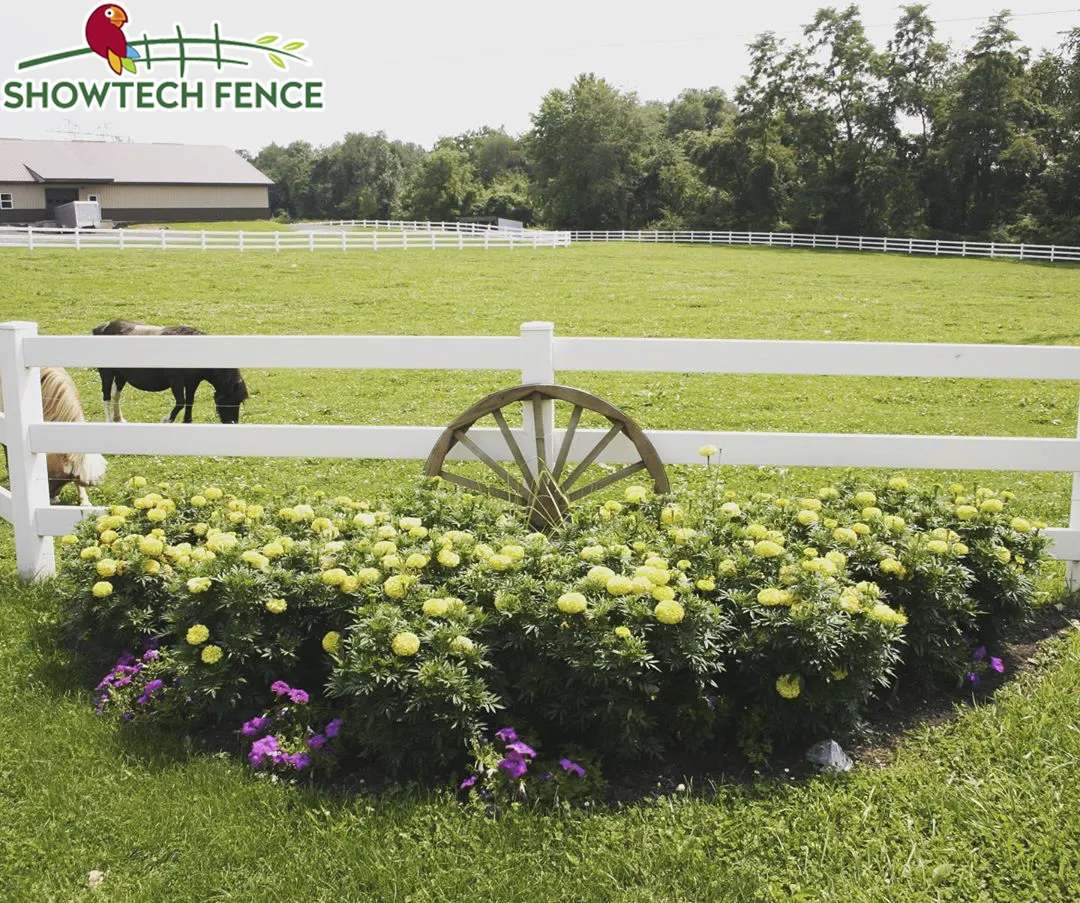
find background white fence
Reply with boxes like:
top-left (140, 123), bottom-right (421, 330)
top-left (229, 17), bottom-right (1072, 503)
top-left (569, 230), bottom-right (1080, 262)
top-left (302, 220), bottom-right (505, 233)
top-left (0, 226), bottom-right (571, 252)
top-left (1, 320), bottom-right (1078, 586)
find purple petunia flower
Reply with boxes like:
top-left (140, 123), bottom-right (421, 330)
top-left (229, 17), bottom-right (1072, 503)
top-left (288, 688), bottom-right (310, 705)
top-left (504, 741), bottom-right (537, 760)
top-left (967, 671), bottom-right (982, 689)
top-left (241, 715), bottom-right (272, 737)
top-left (121, 711), bottom-right (134, 722)
top-left (459, 775), bottom-right (478, 791)
top-left (117, 652), bottom-right (135, 667)
top-left (494, 727), bottom-right (518, 743)
top-left (559, 758), bottom-right (586, 778)
top-left (497, 757), bottom-right (528, 779)
top-left (270, 680), bottom-right (291, 696)
top-left (136, 679), bottom-right (164, 706)
top-left (973, 646), bottom-right (987, 663)
top-left (307, 733), bottom-right (327, 750)
top-left (325, 718), bottom-right (344, 738)
top-left (249, 734), bottom-right (280, 767)
top-left (142, 649), bottom-right (161, 662)
top-left (286, 753), bottom-right (312, 771)
top-left (990, 657), bottom-right (1005, 674)
top-left (541, 772), bottom-right (553, 782)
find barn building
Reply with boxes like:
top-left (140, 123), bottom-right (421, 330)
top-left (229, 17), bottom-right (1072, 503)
top-left (0, 138), bottom-right (272, 225)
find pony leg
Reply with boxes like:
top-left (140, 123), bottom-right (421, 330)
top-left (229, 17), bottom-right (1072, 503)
top-left (78, 485), bottom-right (92, 506)
top-left (112, 381), bottom-right (126, 423)
top-left (167, 380), bottom-right (185, 423)
top-left (100, 370), bottom-right (113, 422)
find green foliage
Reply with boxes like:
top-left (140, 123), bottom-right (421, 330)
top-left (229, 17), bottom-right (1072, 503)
top-left (62, 471), bottom-right (1049, 775)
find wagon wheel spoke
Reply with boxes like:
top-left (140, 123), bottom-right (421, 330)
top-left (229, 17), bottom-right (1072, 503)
top-left (452, 430), bottom-right (530, 499)
top-left (491, 408), bottom-right (535, 490)
top-left (531, 393), bottom-right (551, 473)
top-left (437, 470), bottom-right (528, 505)
top-left (560, 422), bottom-right (624, 493)
top-left (566, 460), bottom-right (648, 502)
top-left (551, 404), bottom-right (583, 482)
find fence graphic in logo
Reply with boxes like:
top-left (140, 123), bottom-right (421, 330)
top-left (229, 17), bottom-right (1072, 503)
top-left (4, 6), bottom-right (322, 111)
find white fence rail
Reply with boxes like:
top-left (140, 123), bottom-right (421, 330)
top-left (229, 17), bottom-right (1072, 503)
top-left (0, 227), bottom-right (570, 252)
top-left (301, 220), bottom-right (503, 233)
top-left (569, 230), bottom-right (1080, 262)
top-left (1, 320), bottom-right (1078, 586)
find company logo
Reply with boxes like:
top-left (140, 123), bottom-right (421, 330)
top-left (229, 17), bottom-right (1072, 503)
top-left (4, 6), bottom-right (324, 111)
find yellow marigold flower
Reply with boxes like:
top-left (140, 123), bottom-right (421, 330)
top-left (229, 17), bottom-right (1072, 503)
top-left (746, 524), bottom-right (769, 540)
top-left (661, 505), bottom-right (685, 526)
top-left (603, 500), bottom-right (624, 515)
top-left (799, 498), bottom-right (823, 512)
top-left (260, 542), bottom-right (284, 560)
top-left (423, 598), bottom-right (450, 617)
top-left (853, 491), bottom-right (876, 507)
top-left (861, 507), bottom-right (883, 520)
top-left (1010, 517), bottom-right (1032, 534)
top-left (201, 644), bottom-right (223, 664)
top-left (473, 543), bottom-right (495, 560)
top-left (632, 576), bottom-right (654, 594)
top-left (675, 559), bottom-right (691, 571)
top-left (437, 548), bottom-right (460, 568)
top-left (143, 507), bottom-right (166, 524)
top-left (99, 530), bottom-right (119, 545)
top-left (199, 487), bottom-right (222, 501)
top-left (698, 444), bottom-right (719, 458)
top-left (405, 553), bottom-right (429, 570)
top-left (652, 585), bottom-right (676, 602)
top-left (228, 511), bottom-right (246, 525)
top-left (206, 533), bottom-right (239, 554)
top-left (696, 577), bottom-right (716, 592)
top-left (586, 566), bottom-right (616, 587)
top-left (952, 543), bottom-right (969, 556)
top-left (399, 516), bottom-right (423, 530)
top-left (852, 523), bottom-right (870, 536)
top-left (606, 575), bottom-right (635, 597)
top-left (994, 546), bottom-right (1012, 564)
top-left (797, 509), bottom-right (819, 526)
top-left (186, 577), bottom-right (212, 594)
top-left (718, 559), bottom-right (737, 576)
top-left (954, 505), bottom-right (978, 521)
top-left (372, 540), bottom-right (397, 558)
top-left (817, 486), bottom-right (840, 500)
top-left (754, 540), bottom-right (784, 558)
top-left (354, 567), bottom-right (380, 584)
top-left (143, 560), bottom-right (161, 575)
top-left (653, 599), bottom-right (685, 625)
top-left (557, 592), bottom-right (587, 615)
top-left (720, 502), bottom-right (742, 517)
top-left (384, 575), bottom-right (408, 599)
top-left (91, 580), bottom-right (113, 598)
top-left (94, 558), bottom-right (117, 578)
top-left (776, 498), bottom-right (789, 508)
top-left (614, 626), bottom-right (632, 640)
top-left (644, 556), bottom-right (669, 570)
top-left (380, 554), bottom-right (402, 571)
top-left (867, 602), bottom-right (907, 627)
top-left (624, 484), bottom-right (649, 504)
top-left (580, 545), bottom-right (606, 562)
top-left (186, 624), bottom-right (210, 645)
top-left (839, 594), bottom-right (862, 614)
top-left (501, 545), bottom-right (525, 561)
top-left (775, 674), bottom-right (802, 699)
top-left (376, 525), bottom-right (397, 540)
top-left (320, 568), bottom-right (348, 587)
top-left (242, 551), bottom-right (270, 570)
top-left (887, 476), bottom-right (909, 490)
top-left (60, 534), bottom-right (79, 546)
top-left (487, 554), bottom-right (513, 571)
top-left (129, 476), bottom-right (148, 488)
top-left (757, 587), bottom-right (793, 607)
top-left (880, 558), bottom-right (904, 576)
top-left (266, 598), bottom-right (288, 615)
top-left (138, 536), bottom-right (164, 558)
top-left (322, 631), bottom-right (342, 654)
top-left (391, 632), bottom-right (420, 657)
top-left (832, 527), bottom-right (858, 546)
top-left (980, 498), bottom-right (1004, 514)
top-left (926, 540), bottom-right (949, 555)
top-left (450, 635), bottom-right (475, 654)
top-left (409, 526), bottom-right (429, 540)
top-left (311, 517), bottom-right (338, 539)
top-left (831, 668), bottom-right (848, 681)
top-left (779, 565), bottom-right (798, 585)
top-left (292, 504), bottom-right (315, 521)
top-left (353, 512), bottom-right (377, 528)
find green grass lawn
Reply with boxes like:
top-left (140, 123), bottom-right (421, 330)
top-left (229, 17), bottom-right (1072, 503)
top-left (1, 243), bottom-right (1079, 899)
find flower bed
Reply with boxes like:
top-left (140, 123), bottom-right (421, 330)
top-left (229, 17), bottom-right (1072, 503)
top-left (65, 473), bottom-right (1049, 784)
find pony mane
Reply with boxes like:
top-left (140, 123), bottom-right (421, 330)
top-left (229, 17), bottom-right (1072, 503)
top-left (93, 320), bottom-right (204, 337)
top-left (40, 367), bottom-right (86, 424)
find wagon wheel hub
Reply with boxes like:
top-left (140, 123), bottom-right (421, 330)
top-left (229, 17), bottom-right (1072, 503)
top-left (424, 384), bottom-right (669, 531)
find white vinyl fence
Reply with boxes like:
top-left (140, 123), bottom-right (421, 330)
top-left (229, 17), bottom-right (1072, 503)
top-left (0, 226), bottom-right (570, 252)
top-left (301, 220), bottom-right (503, 233)
top-left (569, 230), bottom-right (1080, 262)
top-left (1, 320), bottom-right (1078, 586)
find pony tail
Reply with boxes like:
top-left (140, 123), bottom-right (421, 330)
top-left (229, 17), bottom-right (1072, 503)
top-left (69, 453), bottom-right (107, 486)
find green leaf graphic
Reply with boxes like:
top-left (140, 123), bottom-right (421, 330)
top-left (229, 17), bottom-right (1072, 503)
top-left (255, 35), bottom-right (279, 45)
top-left (282, 41), bottom-right (305, 51)
top-left (269, 53), bottom-right (286, 69)
top-left (121, 57), bottom-right (136, 73)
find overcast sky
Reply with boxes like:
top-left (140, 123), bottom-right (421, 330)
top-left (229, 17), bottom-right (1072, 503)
top-left (2, 1), bottom-right (1077, 152)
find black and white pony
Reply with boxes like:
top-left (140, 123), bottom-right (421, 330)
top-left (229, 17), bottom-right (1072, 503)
top-left (93, 320), bottom-right (249, 424)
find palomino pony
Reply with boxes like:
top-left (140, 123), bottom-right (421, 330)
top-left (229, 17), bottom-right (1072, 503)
top-left (0, 367), bottom-right (107, 505)
top-left (93, 320), bottom-right (249, 424)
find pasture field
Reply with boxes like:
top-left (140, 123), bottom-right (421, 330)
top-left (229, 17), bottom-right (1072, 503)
top-left (1, 243), bottom-right (1079, 900)
top-left (125, 220), bottom-right (293, 231)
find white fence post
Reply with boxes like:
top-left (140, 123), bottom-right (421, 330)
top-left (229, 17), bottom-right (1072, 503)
top-left (520, 321), bottom-right (556, 480)
top-left (0, 321), bottom-right (55, 580)
top-left (1069, 392), bottom-right (1080, 591)
top-left (27, 226), bottom-right (33, 252)
top-left (239, 231), bottom-right (245, 253)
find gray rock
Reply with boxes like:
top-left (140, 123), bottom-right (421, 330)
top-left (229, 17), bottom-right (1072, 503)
top-left (806, 739), bottom-right (853, 772)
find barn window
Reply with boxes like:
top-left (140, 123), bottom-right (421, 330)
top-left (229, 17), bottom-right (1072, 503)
top-left (87, 194), bottom-right (99, 203)
top-left (0, 193), bottom-right (12, 210)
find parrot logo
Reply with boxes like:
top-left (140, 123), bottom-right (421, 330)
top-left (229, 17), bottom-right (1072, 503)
top-left (85, 5), bottom-right (141, 75)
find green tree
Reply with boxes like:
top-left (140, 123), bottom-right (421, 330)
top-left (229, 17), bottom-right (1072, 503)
top-left (407, 141), bottom-right (479, 221)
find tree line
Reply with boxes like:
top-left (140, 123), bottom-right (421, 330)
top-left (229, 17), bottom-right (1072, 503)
top-left (252, 6), bottom-right (1080, 244)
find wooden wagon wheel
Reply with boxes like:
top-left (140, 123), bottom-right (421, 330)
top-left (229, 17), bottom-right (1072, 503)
top-left (424, 384), bottom-right (669, 531)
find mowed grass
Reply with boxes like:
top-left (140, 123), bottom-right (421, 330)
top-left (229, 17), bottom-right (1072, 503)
top-left (126, 220), bottom-right (291, 231)
top-left (1, 243), bottom-right (1079, 900)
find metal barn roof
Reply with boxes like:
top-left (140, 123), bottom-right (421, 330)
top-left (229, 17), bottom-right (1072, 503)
top-left (0, 139), bottom-right (272, 185)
